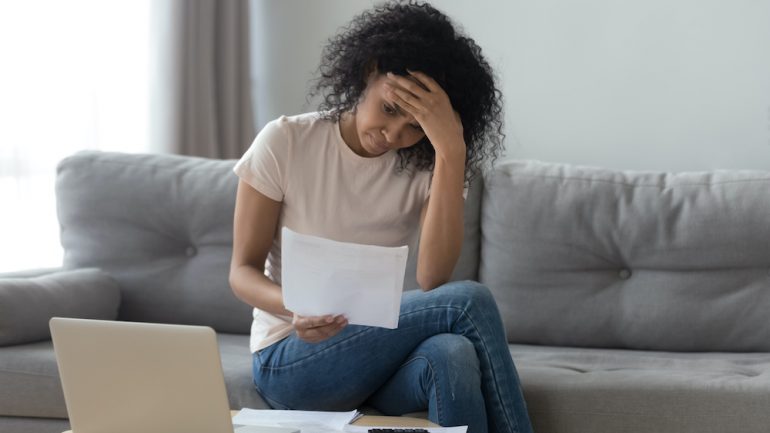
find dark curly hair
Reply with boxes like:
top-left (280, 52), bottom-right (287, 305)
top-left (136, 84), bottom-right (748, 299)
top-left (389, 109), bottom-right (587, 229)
top-left (312, 0), bottom-right (504, 185)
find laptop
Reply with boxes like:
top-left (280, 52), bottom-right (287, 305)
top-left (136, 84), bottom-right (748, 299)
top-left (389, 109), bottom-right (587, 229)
top-left (50, 317), bottom-right (288, 433)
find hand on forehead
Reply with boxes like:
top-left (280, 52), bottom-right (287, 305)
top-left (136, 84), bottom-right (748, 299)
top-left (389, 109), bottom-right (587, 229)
top-left (386, 71), bottom-right (430, 92)
top-left (381, 71), bottom-right (435, 116)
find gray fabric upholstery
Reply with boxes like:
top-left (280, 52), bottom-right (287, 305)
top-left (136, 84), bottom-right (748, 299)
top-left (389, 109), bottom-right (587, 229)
top-left (512, 344), bottom-right (770, 433)
top-left (481, 160), bottom-right (770, 351)
top-left (0, 417), bottom-right (69, 433)
top-left (0, 340), bottom-right (65, 418)
top-left (0, 269), bottom-right (120, 346)
top-left (217, 333), bottom-right (269, 410)
top-left (5, 152), bottom-right (770, 433)
top-left (56, 151), bottom-right (252, 334)
top-left (0, 268), bottom-right (64, 279)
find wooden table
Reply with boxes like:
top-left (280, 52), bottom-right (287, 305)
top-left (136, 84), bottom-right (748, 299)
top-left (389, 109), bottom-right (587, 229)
top-left (352, 415), bottom-right (436, 427)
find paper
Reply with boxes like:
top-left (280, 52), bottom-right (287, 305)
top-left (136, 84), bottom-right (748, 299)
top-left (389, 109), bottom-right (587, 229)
top-left (344, 425), bottom-right (467, 433)
top-left (281, 227), bottom-right (408, 329)
top-left (233, 409), bottom-right (467, 433)
top-left (233, 409), bottom-right (361, 432)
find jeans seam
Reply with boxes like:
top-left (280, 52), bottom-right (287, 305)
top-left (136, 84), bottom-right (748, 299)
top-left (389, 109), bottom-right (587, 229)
top-left (400, 355), bottom-right (443, 426)
top-left (427, 357), bottom-right (443, 427)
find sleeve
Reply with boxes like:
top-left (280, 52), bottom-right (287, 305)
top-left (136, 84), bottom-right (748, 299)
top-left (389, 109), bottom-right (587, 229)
top-left (233, 117), bottom-right (289, 202)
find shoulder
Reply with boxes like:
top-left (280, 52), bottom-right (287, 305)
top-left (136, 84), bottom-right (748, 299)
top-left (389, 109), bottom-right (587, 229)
top-left (247, 112), bottom-right (331, 152)
top-left (265, 112), bottom-right (332, 135)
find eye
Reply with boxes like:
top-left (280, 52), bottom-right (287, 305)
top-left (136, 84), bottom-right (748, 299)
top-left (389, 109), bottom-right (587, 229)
top-left (410, 123), bottom-right (423, 132)
top-left (382, 104), bottom-right (396, 115)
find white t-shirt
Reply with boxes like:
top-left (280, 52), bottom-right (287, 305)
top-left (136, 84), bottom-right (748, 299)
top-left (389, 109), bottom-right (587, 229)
top-left (233, 112), bottom-right (432, 352)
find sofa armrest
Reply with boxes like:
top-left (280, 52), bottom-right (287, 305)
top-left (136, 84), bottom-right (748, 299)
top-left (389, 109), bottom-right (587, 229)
top-left (0, 268), bottom-right (121, 346)
top-left (0, 267), bottom-right (66, 279)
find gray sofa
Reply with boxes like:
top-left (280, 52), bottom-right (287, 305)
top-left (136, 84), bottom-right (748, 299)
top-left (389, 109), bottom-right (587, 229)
top-left (1, 150), bottom-right (769, 433)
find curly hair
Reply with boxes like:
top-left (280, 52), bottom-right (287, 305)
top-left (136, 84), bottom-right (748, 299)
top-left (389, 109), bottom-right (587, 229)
top-left (312, 0), bottom-right (504, 184)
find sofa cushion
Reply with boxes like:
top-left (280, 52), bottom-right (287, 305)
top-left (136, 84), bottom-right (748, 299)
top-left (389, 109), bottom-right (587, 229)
top-left (512, 344), bottom-right (770, 433)
top-left (56, 151), bottom-right (253, 334)
top-left (0, 269), bottom-right (120, 346)
top-left (0, 340), bottom-right (66, 418)
top-left (0, 417), bottom-right (69, 433)
top-left (217, 333), bottom-right (269, 410)
top-left (481, 160), bottom-right (770, 351)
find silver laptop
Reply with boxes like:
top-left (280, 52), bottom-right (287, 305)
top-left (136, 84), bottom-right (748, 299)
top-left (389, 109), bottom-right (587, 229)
top-left (50, 317), bottom-right (237, 433)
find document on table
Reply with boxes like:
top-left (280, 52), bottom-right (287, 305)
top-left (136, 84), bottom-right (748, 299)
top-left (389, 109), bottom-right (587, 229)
top-left (281, 227), bottom-right (408, 329)
top-left (233, 409), bottom-right (361, 432)
top-left (233, 409), bottom-right (467, 433)
top-left (345, 426), bottom-right (467, 433)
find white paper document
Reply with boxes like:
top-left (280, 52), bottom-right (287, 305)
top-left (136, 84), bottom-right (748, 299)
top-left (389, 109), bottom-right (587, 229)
top-left (233, 409), bottom-right (361, 432)
top-left (344, 425), bottom-right (467, 433)
top-left (281, 227), bottom-right (408, 329)
top-left (233, 409), bottom-right (467, 433)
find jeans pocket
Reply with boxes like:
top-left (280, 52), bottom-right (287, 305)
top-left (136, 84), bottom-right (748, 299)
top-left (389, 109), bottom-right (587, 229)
top-left (254, 342), bottom-right (278, 366)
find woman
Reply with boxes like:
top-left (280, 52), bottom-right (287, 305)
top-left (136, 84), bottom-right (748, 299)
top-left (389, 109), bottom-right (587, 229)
top-left (229, 2), bottom-right (533, 432)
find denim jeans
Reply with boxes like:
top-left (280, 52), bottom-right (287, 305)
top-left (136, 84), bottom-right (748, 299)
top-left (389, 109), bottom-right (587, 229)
top-left (252, 281), bottom-right (533, 433)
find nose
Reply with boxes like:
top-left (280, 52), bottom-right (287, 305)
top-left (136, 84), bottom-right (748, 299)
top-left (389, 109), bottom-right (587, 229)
top-left (381, 121), bottom-right (411, 144)
top-left (381, 128), bottom-right (397, 144)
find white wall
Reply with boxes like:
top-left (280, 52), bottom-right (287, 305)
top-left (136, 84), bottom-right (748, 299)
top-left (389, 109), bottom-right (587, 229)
top-left (249, 1), bottom-right (373, 129)
top-left (250, 0), bottom-right (770, 171)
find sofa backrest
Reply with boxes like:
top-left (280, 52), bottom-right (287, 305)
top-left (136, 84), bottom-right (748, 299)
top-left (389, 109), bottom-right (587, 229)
top-left (57, 151), bottom-right (252, 333)
top-left (56, 151), bottom-right (483, 333)
top-left (481, 160), bottom-right (770, 352)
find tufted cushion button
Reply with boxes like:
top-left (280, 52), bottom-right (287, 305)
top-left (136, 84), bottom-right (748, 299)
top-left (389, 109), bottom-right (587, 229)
top-left (618, 269), bottom-right (632, 280)
top-left (185, 246), bottom-right (197, 257)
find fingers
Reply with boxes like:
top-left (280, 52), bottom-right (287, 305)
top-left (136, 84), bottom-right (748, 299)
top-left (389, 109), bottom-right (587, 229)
top-left (385, 84), bottom-right (422, 115)
top-left (385, 71), bottom-right (450, 117)
top-left (386, 72), bottom-right (429, 98)
top-left (406, 70), bottom-right (442, 93)
top-left (294, 314), bottom-right (335, 328)
top-left (293, 314), bottom-right (348, 343)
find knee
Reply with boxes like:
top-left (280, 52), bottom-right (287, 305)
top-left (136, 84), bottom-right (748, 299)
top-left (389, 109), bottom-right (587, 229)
top-left (422, 335), bottom-right (481, 404)
top-left (439, 280), bottom-right (496, 310)
top-left (417, 334), bottom-right (480, 378)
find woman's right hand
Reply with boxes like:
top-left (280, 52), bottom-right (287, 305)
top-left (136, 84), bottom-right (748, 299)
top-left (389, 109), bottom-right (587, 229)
top-left (292, 313), bottom-right (348, 343)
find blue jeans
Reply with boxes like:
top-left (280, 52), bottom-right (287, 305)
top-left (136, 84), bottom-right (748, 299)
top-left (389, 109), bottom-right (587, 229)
top-left (252, 281), bottom-right (533, 433)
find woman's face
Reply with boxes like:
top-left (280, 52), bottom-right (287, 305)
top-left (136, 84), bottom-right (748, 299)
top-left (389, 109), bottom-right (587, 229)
top-left (347, 73), bottom-right (426, 158)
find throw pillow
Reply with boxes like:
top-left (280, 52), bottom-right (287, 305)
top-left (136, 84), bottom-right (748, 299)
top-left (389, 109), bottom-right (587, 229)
top-left (0, 268), bottom-right (121, 346)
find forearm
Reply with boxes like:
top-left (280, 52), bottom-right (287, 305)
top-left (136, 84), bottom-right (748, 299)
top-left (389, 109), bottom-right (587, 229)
top-left (229, 264), bottom-right (292, 317)
top-left (417, 152), bottom-right (466, 290)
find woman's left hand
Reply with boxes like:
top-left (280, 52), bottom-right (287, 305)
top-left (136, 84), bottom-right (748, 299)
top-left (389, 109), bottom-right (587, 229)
top-left (384, 70), bottom-right (466, 162)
